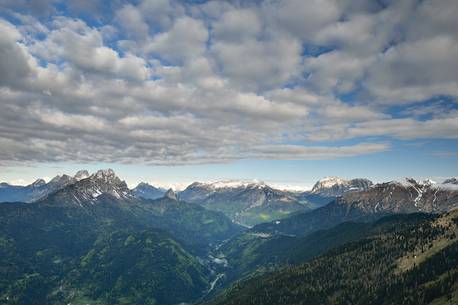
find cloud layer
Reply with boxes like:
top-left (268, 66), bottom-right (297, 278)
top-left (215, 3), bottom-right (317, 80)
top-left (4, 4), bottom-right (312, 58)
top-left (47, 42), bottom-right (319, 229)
top-left (0, 0), bottom-right (457, 166)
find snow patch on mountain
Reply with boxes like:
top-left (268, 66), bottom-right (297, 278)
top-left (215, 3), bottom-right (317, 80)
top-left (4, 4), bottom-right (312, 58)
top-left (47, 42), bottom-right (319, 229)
top-left (311, 177), bottom-right (373, 196)
top-left (196, 180), bottom-right (267, 190)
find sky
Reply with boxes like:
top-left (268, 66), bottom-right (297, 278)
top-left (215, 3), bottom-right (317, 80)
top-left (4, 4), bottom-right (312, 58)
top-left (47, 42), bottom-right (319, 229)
top-left (0, 0), bottom-right (457, 189)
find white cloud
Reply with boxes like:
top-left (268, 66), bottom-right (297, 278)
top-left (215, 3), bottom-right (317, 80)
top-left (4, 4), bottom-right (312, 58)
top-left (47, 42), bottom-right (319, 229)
top-left (305, 114), bottom-right (458, 142)
top-left (32, 17), bottom-right (149, 80)
top-left (264, 0), bottom-right (340, 41)
top-left (139, 0), bottom-right (181, 30)
top-left (116, 4), bottom-right (149, 39)
top-left (0, 19), bottom-right (33, 87)
top-left (0, 0), bottom-right (457, 167)
top-left (365, 36), bottom-right (458, 103)
top-left (146, 17), bottom-right (208, 63)
top-left (304, 50), bottom-right (373, 94)
top-left (212, 9), bottom-right (261, 42)
top-left (212, 32), bottom-right (302, 90)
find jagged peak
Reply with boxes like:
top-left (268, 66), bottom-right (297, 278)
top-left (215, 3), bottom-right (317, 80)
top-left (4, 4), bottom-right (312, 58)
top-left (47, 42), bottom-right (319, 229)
top-left (74, 170), bottom-right (89, 181)
top-left (94, 168), bottom-right (116, 177)
top-left (48, 175), bottom-right (62, 184)
top-left (31, 179), bottom-right (46, 187)
top-left (49, 174), bottom-right (73, 184)
top-left (49, 169), bottom-right (131, 203)
top-left (398, 178), bottom-right (437, 188)
top-left (164, 188), bottom-right (178, 201)
top-left (368, 178), bottom-right (456, 197)
top-left (91, 169), bottom-right (121, 184)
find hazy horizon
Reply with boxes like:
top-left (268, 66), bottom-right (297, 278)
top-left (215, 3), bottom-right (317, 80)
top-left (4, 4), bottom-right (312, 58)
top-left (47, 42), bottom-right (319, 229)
top-left (2, 164), bottom-right (456, 191)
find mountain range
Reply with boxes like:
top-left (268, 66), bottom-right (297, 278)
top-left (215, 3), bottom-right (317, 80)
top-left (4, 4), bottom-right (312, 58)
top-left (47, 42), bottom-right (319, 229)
top-left (179, 181), bottom-right (309, 226)
top-left (0, 169), bottom-right (457, 304)
top-left (1, 173), bottom-right (457, 228)
top-left (0, 170), bottom-right (89, 203)
top-left (0, 174), bottom-right (376, 226)
top-left (310, 176), bottom-right (373, 196)
top-left (253, 177), bottom-right (458, 237)
top-left (0, 169), bottom-right (244, 304)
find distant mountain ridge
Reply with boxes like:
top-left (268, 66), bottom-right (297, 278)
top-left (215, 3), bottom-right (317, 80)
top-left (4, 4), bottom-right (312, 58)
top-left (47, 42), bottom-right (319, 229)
top-left (253, 177), bottom-right (458, 237)
top-left (132, 182), bottom-right (166, 199)
top-left (4, 172), bottom-right (456, 228)
top-left (178, 177), bottom-right (377, 226)
top-left (342, 178), bottom-right (458, 214)
top-left (179, 180), bottom-right (310, 226)
top-left (0, 170), bottom-right (90, 203)
top-left (311, 176), bottom-right (373, 196)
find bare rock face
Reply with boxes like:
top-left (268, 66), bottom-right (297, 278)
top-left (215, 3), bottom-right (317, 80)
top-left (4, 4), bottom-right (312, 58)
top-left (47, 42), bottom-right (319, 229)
top-left (253, 178), bottom-right (458, 238)
top-left (341, 178), bottom-right (458, 214)
top-left (37, 169), bottom-right (132, 207)
top-left (74, 170), bottom-right (90, 181)
top-left (164, 188), bottom-right (178, 201)
top-left (311, 177), bottom-right (373, 197)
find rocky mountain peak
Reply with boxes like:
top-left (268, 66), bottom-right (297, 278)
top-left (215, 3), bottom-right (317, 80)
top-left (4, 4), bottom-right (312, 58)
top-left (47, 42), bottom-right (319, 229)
top-left (311, 177), bottom-right (373, 196)
top-left (38, 169), bottom-right (132, 206)
top-left (49, 174), bottom-right (73, 185)
top-left (136, 182), bottom-right (149, 188)
top-left (49, 175), bottom-right (62, 183)
top-left (404, 177), bottom-right (419, 186)
top-left (403, 178), bottom-right (437, 190)
top-left (341, 178), bottom-right (458, 214)
top-left (92, 169), bottom-right (122, 184)
top-left (312, 177), bottom-right (346, 190)
top-left (164, 188), bottom-right (178, 201)
top-left (74, 170), bottom-right (89, 181)
top-left (31, 179), bottom-right (46, 187)
top-left (132, 182), bottom-right (165, 200)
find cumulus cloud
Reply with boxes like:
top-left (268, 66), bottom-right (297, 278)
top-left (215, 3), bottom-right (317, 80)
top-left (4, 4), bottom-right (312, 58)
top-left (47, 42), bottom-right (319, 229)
top-left (0, 0), bottom-right (457, 167)
top-left (0, 20), bottom-right (33, 87)
top-left (264, 0), bottom-right (340, 41)
top-left (212, 32), bottom-right (302, 90)
top-left (31, 17), bottom-right (149, 80)
top-left (116, 4), bottom-right (149, 39)
top-left (146, 17), bottom-right (208, 64)
top-left (212, 9), bottom-right (261, 42)
top-left (365, 36), bottom-right (458, 102)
